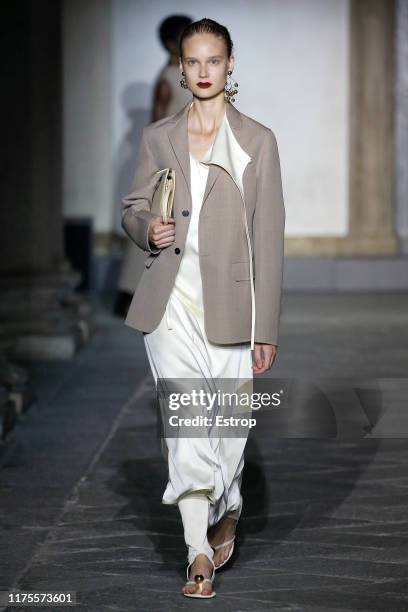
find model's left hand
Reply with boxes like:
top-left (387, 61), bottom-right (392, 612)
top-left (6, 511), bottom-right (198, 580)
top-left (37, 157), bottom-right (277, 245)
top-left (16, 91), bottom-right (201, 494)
top-left (252, 343), bottom-right (278, 373)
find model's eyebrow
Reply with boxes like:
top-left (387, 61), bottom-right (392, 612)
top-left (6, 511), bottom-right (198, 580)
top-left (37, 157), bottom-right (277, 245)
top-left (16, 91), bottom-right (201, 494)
top-left (184, 55), bottom-right (223, 60)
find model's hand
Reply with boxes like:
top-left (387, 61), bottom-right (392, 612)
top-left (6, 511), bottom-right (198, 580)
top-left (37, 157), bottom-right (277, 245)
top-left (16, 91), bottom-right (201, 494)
top-left (148, 216), bottom-right (175, 250)
top-left (252, 343), bottom-right (278, 373)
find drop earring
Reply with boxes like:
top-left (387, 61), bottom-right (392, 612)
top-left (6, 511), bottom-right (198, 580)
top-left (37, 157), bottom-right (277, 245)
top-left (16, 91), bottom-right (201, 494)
top-left (180, 71), bottom-right (188, 89)
top-left (224, 70), bottom-right (238, 103)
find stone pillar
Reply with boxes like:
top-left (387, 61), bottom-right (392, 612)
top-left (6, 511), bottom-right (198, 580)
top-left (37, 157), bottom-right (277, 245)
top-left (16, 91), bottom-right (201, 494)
top-left (286, 0), bottom-right (399, 256)
top-left (0, 0), bottom-right (93, 361)
top-left (347, 0), bottom-right (399, 255)
top-left (395, 0), bottom-right (408, 254)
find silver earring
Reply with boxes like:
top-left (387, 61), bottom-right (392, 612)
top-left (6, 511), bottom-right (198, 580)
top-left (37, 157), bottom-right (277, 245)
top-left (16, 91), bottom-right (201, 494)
top-left (180, 71), bottom-right (188, 89)
top-left (224, 70), bottom-right (238, 103)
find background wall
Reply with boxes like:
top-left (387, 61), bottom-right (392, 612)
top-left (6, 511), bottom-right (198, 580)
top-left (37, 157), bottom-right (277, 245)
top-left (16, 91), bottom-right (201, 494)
top-left (61, 0), bottom-right (407, 292)
top-left (111, 0), bottom-right (350, 237)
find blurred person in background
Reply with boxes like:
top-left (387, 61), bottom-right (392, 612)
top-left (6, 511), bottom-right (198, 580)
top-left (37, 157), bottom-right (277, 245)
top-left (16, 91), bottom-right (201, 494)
top-left (153, 14), bottom-right (194, 120)
top-left (115, 15), bottom-right (193, 317)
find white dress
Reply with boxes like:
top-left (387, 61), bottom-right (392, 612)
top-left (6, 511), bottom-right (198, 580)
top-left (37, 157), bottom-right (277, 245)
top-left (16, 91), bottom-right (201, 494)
top-left (143, 146), bottom-right (253, 527)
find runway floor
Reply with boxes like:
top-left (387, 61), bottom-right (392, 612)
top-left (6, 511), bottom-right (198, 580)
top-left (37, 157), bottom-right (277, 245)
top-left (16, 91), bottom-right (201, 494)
top-left (1, 291), bottom-right (408, 611)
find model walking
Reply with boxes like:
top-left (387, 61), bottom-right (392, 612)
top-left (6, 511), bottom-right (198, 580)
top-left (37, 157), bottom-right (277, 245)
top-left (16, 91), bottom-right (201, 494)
top-left (121, 18), bottom-right (285, 598)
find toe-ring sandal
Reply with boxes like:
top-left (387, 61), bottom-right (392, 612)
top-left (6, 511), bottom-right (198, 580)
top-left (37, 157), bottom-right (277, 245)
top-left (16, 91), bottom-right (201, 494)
top-left (183, 556), bottom-right (216, 598)
top-left (211, 536), bottom-right (235, 570)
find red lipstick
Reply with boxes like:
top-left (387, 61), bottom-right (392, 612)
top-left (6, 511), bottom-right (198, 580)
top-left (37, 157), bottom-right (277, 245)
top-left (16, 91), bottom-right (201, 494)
top-left (197, 82), bottom-right (211, 88)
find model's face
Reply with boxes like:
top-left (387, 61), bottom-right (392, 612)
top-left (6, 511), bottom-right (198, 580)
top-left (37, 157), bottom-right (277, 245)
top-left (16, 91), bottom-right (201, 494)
top-left (180, 32), bottom-right (234, 100)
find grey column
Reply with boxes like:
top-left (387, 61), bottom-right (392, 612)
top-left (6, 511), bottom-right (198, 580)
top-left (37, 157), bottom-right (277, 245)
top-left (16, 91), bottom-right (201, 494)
top-left (0, 0), bottom-right (93, 361)
top-left (347, 0), bottom-right (398, 255)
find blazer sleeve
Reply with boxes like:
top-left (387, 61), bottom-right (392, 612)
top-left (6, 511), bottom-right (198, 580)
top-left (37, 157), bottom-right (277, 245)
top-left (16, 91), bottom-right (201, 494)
top-left (121, 127), bottom-right (161, 255)
top-left (253, 128), bottom-right (286, 346)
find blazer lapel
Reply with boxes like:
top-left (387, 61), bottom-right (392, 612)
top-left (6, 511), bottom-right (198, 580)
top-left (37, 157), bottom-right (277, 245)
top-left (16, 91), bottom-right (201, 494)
top-left (167, 100), bottom-right (252, 208)
top-left (167, 102), bottom-right (192, 201)
top-left (201, 102), bottom-right (252, 203)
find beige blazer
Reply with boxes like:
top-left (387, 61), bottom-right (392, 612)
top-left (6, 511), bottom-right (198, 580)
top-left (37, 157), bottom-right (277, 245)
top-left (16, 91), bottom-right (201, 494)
top-left (121, 100), bottom-right (285, 349)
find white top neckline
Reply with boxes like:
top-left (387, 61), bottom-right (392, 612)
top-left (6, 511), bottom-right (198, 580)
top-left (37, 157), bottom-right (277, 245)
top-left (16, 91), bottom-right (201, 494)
top-left (189, 143), bottom-right (213, 165)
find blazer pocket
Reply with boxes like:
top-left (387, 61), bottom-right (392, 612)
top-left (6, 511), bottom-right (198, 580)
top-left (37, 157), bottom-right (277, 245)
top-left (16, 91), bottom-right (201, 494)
top-left (231, 261), bottom-right (251, 281)
top-left (145, 252), bottom-right (160, 268)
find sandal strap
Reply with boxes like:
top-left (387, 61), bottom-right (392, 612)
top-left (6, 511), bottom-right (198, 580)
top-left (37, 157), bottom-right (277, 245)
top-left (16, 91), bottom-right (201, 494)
top-left (211, 536), bottom-right (235, 551)
top-left (185, 577), bottom-right (213, 585)
top-left (186, 555), bottom-right (216, 581)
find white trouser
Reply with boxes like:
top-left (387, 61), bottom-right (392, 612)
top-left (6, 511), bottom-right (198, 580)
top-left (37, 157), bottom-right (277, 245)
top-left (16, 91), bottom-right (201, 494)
top-left (178, 493), bottom-right (240, 565)
top-left (143, 290), bottom-right (252, 549)
top-left (178, 494), bottom-right (214, 565)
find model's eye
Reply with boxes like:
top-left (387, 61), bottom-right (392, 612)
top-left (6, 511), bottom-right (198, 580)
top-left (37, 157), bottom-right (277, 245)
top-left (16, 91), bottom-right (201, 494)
top-left (210, 59), bottom-right (220, 64)
top-left (187, 60), bottom-right (196, 65)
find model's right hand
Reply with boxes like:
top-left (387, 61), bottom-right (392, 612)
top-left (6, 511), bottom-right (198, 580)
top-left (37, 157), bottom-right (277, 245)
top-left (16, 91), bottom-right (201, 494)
top-left (148, 216), bottom-right (176, 250)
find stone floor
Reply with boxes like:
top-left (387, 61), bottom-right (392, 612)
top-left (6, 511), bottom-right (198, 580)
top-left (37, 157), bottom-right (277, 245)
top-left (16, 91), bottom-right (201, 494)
top-left (1, 291), bottom-right (408, 611)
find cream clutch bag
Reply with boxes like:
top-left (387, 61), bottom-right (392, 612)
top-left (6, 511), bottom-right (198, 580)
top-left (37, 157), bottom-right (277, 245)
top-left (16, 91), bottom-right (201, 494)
top-left (151, 168), bottom-right (176, 224)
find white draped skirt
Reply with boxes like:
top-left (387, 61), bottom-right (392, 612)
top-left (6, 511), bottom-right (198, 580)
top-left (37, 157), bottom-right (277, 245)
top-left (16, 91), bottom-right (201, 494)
top-left (143, 288), bottom-right (253, 527)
